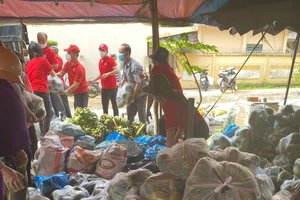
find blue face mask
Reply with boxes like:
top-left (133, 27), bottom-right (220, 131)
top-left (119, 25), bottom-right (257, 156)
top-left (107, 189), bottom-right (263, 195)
top-left (118, 53), bottom-right (124, 62)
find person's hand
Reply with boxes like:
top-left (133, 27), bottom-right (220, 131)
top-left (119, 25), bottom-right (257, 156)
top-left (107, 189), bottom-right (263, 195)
top-left (139, 73), bottom-right (145, 80)
top-left (88, 80), bottom-right (93, 85)
top-left (127, 96), bottom-right (134, 105)
top-left (146, 109), bottom-right (152, 124)
top-left (58, 90), bottom-right (68, 95)
top-left (118, 82), bottom-right (124, 88)
top-left (1, 164), bottom-right (25, 192)
top-left (15, 150), bottom-right (28, 169)
top-left (101, 73), bottom-right (109, 79)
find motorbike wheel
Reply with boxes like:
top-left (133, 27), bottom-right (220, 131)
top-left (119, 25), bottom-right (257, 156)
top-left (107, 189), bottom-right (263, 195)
top-left (220, 80), bottom-right (227, 93)
top-left (200, 82), bottom-right (208, 91)
top-left (88, 85), bottom-right (99, 98)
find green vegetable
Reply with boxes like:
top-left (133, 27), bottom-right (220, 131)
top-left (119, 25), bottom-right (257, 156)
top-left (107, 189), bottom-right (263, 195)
top-left (293, 158), bottom-right (300, 178)
top-left (277, 169), bottom-right (293, 186)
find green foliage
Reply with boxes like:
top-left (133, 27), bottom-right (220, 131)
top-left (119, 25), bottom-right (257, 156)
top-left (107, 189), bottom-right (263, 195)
top-left (47, 40), bottom-right (58, 47)
top-left (293, 68), bottom-right (300, 81)
top-left (147, 33), bottom-right (218, 75)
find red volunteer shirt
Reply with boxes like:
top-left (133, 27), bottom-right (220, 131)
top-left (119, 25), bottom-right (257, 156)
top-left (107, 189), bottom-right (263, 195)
top-left (98, 56), bottom-right (117, 89)
top-left (26, 57), bottom-right (53, 93)
top-left (55, 56), bottom-right (65, 84)
top-left (62, 60), bottom-right (88, 94)
top-left (150, 64), bottom-right (204, 130)
top-left (43, 45), bottom-right (59, 66)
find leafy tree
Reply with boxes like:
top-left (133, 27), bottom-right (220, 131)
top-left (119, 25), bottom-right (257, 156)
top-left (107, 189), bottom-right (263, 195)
top-left (147, 33), bottom-right (218, 108)
top-left (47, 40), bottom-right (58, 47)
top-left (293, 68), bottom-right (300, 81)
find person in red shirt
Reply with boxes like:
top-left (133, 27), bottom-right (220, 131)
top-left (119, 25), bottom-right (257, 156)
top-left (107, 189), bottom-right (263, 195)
top-left (57, 45), bottom-right (89, 109)
top-left (26, 42), bottom-right (56, 137)
top-left (90, 44), bottom-right (119, 116)
top-left (37, 32), bottom-right (58, 70)
top-left (50, 46), bottom-right (72, 119)
top-left (144, 47), bottom-right (209, 148)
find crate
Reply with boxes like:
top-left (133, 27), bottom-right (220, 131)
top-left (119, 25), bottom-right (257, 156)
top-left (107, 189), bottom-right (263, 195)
top-left (235, 100), bottom-right (279, 127)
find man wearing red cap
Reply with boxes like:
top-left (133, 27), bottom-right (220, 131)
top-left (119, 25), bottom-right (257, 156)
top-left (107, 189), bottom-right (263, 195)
top-left (57, 45), bottom-right (89, 109)
top-left (90, 44), bottom-right (119, 116)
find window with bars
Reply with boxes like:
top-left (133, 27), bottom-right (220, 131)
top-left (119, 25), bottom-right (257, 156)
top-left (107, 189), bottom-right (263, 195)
top-left (246, 44), bottom-right (263, 53)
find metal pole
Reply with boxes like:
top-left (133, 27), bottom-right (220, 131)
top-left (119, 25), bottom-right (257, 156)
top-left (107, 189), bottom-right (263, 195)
top-left (187, 98), bottom-right (195, 139)
top-left (150, 0), bottom-right (160, 134)
top-left (284, 32), bottom-right (299, 105)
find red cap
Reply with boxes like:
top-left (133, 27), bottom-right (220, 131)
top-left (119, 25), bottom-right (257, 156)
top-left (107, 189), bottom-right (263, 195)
top-left (99, 44), bottom-right (108, 51)
top-left (64, 44), bottom-right (80, 54)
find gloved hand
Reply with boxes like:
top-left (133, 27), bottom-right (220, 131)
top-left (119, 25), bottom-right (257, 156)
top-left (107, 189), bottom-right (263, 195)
top-left (1, 163), bottom-right (25, 192)
top-left (15, 150), bottom-right (28, 169)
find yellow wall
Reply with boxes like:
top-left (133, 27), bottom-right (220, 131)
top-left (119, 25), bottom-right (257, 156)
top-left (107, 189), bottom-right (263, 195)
top-left (176, 26), bottom-right (298, 89)
top-left (178, 53), bottom-right (299, 89)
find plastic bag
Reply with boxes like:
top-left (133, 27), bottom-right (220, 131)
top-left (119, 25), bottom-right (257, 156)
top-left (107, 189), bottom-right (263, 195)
top-left (134, 136), bottom-right (152, 146)
top-left (50, 117), bottom-right (64, 131)
top-left (256, 174), bottom-right (275, 200)
top-left (126, 141), bottom-right (144, 164)
top-left (208, 134), bottom-right (231, 150)
top-left (73, 135), bottom-right (96, 150)
top-left (280, 179), bottom-right (300, 194)
top-left (149, 135), bottom-right (167, 146)
top-left (248, 105), bottom-right (271, 139)
top-left (67, 146), bottom-right (103, 173)
top-left (157, 138), bottom-right (210, 181)
top-left (58, 134), bottom-right (74, 149)
top-left (223, 107), bottom-right (236, 128)
top-left (116, 83), bottom-right (133, 108)
top-left (140, 172), bottom-right (185, 200)
top-left (214, 114), bottom-right (228, 126)
top-left (107, 172), bottom-right (132, 200)
top-left (69, 172), bottom-right (105, 187)
top-left (95, 143), bottom-right (128, 179)
top-left (23, 90), bottom-right (46, 119)
top-left (271, 190), bottom-right (293, 200)
top-left (91, 179), bottom-right (110, 196)
top-left (276, 132), bottom-right (300, 164)
top-left (125, 158), bottom-right (161, 174)
top-left (105, 131), bottom-right (129, 143)
top-left (144, 143), bottom-right (166, 160)
top-left (210, 147), bottom-right (260, 172)
top-left (36, 135), bottom-right (69, 176)
top-left (53, 124), bottom-right (85, 140)
top-left (48, 75), bottom-right (64, 93)
top-left (126, 168), bottom-right (153, 188)
top-left (183, 157), bottom-right (261, 200)
top-left (28, 187), bottom-right (50, 200)
top-left (52, 185), bottom-right (90, 200)
top-left (82, 193), bottom-right (110, 200)
top-left (223, 123), bottom-right (239, 138)
top-left (124, 195), bottom-right (143, 200)
top-left (34, 172), bottom-right (70, 196)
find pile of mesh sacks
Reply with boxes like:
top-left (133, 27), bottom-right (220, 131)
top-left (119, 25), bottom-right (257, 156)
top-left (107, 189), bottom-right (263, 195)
top-left (28, 104), bottom-right (300, 200)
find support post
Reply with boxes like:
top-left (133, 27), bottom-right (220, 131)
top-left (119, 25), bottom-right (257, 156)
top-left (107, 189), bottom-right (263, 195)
top-left (150, 0), bottom-right (160, 134)
top-left (187, 98), bottom-right (195, 139)
top-left (284, 32), bottom-right (299, 105)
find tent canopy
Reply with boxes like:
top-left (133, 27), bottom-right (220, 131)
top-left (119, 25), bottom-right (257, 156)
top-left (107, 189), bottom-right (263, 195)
top-left (0, 0), bottom-right (299, 34)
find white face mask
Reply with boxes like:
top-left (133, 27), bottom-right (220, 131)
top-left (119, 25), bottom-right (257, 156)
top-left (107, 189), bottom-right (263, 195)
top-left (65, 54), bottom-right (71, 61)
top-left (100, 51), bottom-right (106, 58)
top-left (39, 43), bottom-right (46, 49)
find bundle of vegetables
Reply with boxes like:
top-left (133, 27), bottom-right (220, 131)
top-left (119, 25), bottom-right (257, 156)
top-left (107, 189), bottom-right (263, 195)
top-left (67, 108), bottom-right (109, 143)
top-left (183, 157), bottom-right (261, 200)
top-left (250, 140), bottom-right (277, 161)
top-left (231, 127), bottom-right (252, 152)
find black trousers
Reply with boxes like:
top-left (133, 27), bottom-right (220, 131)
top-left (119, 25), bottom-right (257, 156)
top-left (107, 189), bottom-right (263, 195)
top-left (28, 125), bottom-right (37, 157)
top-left (34, 91), bottom-right (52, 137)
top-left (60, 94), bottom-right (72, 118)
top-left (74, 92), bottom-right (89, 110)
top-left (101, 88), bottom-right (119, 116)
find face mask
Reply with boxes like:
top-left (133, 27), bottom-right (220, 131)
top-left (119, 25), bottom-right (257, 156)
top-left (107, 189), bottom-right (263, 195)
top-left (39, 43), bottom-right (46, 49)
top-left (65, 53), bottom-right (71, 61)
top-left (118, 53), bottom-right (124, 62)
top-left (100, 51), bottom-right (106, 58)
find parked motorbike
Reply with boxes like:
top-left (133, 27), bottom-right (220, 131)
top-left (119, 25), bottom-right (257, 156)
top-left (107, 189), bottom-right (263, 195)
top-left (88, 81), bottom-right (101, 98)
top-left (200, 69), bottom-right (209, 91)
top-left (218, 66), bottom-right (237, 93)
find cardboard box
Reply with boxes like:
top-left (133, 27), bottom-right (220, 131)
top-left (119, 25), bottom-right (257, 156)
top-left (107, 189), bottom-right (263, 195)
top-left (235, 100), bottom-right (279, 127)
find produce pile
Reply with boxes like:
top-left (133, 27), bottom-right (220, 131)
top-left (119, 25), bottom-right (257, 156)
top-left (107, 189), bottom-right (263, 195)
top-left (67, 108), bottom-right (146, 142)
top-left (27, 104), bottom-right (300, 200)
